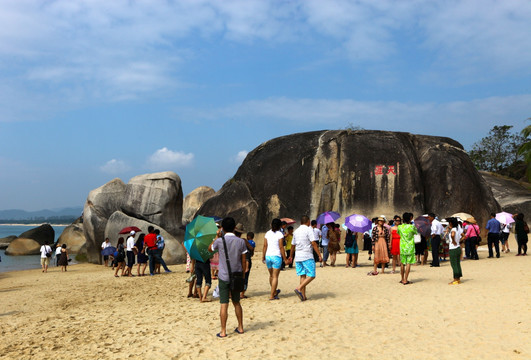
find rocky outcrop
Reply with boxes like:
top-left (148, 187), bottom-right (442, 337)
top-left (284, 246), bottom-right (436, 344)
top-left (0, 235), bottom-right (17, 250)
top-left (480, 171), bottom-right (531, 216)
top-left (5, 238), bottom-right (41, 255)
top-left (57, 218), bottom-right (86, 253)
top-left (183, 186), bottom-right (216, 223)
top-left (104, 211), bottom-right (186, 264)
top-left (18, 224), bottom-right (55, 246)
top-left (198, 130), bottom-right (500, 232)
top-left (82, 172), bottom-right (184, 264)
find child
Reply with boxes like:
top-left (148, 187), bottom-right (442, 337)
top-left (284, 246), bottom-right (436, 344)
top-left (241, 232), bottom-right (256, 299)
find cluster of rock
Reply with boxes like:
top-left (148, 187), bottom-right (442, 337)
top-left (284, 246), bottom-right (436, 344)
top-left (3, 225), bottom-right (55, 255)
top-left (9, 130), bottom-right (529, 261)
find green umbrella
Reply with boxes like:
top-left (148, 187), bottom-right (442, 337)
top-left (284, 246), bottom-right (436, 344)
top-left (184, 215), bottom-right (218, 262)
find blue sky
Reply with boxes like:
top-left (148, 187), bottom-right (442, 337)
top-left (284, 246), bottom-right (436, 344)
top-left (1, 0), bottom-right (530, 211)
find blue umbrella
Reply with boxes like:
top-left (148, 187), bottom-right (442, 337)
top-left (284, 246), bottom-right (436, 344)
top-left (101, 246), bottom-right (116, 256)
top-left (184, 215), bottom-right (219, 262)
top-left (316, 211), bottom-right (341, 225)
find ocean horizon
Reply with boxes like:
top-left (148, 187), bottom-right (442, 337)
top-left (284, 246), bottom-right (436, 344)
top-left (0, 224), bottom-right (67, 273)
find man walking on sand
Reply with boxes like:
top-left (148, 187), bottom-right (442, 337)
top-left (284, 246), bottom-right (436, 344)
top-left (428, 213), bottom-right (444, 267)
top-left (289, 215), bottom-right (322, 301)
top-left (486, 213), bottom-right (501, 258)
top-left (209, 217), bottom-right (248, 338)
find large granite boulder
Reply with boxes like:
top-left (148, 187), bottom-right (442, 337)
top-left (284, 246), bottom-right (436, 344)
top-left (5, 238), bottom-right (41, 256)
top-left (183, 186), bottom-right (216, 223)
top-left (57, 218), bottom-right (86, 253)
top-left (480, 171), bottom-right (531, 216)
top-left (198, 130), bottom-right (500, 232)
top-left (82, 172), bottom-right (184, 264)
top-left (18, 224), bottom-right (55, 246)
top-left (104, 211), bottom-right (185, 264)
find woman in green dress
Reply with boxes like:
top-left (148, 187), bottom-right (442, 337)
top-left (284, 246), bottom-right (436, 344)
top-left (397, 212), bottom-right (417, 285)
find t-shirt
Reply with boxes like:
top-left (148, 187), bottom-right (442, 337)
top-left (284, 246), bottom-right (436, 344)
top-left (40, 245), bottom-right (52, 258)
top-left (126, 236), bottom-right (135, 251)
top-left (144, 233), bottom-right (157, 250)
top-left (449, 227), bottom-right (461, 250)
top-left (321, 225), bottom-right (329, 246)
top-left (55, 246), bottom-right (62, 255)
top-left (265, 230), bottom-right (284, 257)
top-left (502, 223), bottom-right (511, 234)
top-left (285, 234), bottom-right (293, 250)
top-left (211, 233), bottom-right (248, 282)
top-left (312, 227), bottom-right (322, 243)
top-left (101, 241), bottom-right (111, 249)
top-left (397, 224), bottom-right (417, 256)
top-left (292, 224), bottom-right (317, 262)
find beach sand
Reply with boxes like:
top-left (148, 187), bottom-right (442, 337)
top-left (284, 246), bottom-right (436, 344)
top-left (0, 235), bottom-right (529, 360)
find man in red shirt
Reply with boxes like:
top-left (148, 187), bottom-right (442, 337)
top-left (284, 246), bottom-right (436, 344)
top-left (145, 226), bottom-right (171, 275)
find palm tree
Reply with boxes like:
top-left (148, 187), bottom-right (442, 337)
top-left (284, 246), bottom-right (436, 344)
top-left (518, 118), bottom-right (531, 181)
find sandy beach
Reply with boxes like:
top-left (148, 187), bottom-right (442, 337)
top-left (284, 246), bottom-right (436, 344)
top-left (0, 235), bottom-right (529, 360)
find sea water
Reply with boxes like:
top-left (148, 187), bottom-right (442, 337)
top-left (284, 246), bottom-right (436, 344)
top-left (0, 225), bottom-right (66, 273)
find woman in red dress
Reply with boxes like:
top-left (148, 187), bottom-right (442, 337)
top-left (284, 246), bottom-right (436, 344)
top-left (390, 215), bottom-right (402, 274)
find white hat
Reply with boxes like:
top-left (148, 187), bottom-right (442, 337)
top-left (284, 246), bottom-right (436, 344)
top-left (130, 230), bottom-right (136, 235)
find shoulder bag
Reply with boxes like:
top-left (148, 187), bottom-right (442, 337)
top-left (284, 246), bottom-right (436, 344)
top-left (222, 235), bottom-right (245, 292)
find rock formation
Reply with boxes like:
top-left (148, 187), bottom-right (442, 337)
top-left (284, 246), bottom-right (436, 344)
top-left (480, 171), bottom-right (531, 216)
top-left (183, 186), bottom-right (216, 223)
top-left (82, 172), bottom-right (185, 264)
top-left (198, 130), bottom-right (500, 232)
top-left (5, 238), bottom-right (42, 256)
top-left (0, 235), bottom-right (17, 250)
top-left (18, 224), bottom-right (55, 245)
top-left (57, 217), bottom-right (86, 253)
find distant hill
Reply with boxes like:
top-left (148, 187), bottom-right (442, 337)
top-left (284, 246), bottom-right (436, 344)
top-left (0, 207), bottom-right (83, 221)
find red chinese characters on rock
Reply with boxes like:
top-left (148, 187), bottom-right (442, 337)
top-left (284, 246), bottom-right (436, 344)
top-left (372, 163), bottom-right (399, 177)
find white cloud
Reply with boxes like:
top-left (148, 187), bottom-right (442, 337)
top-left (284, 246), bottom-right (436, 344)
top-left (100, 159), bottom-right (130, 174)
top-left (234, 150), bottom-right (248, 163)
top-left (148, 147), bottom-right (194, 170)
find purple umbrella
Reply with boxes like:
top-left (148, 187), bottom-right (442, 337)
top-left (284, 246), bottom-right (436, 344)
top-left (414, 216), bottom-right (431, 237)
top-left (496, 212), bottom-right (515, 225)
top-left (316, 211), bottom-right (341, 225)
top-left (345, 214), bottom-right (372, 233)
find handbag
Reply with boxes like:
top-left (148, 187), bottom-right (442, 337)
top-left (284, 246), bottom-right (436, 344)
top-left (414, 234), bottom-right (422, 244)
top-left (472, 225), bottom-right (482, 245)
top-left (221, 235), bottom-right (245, 292)
top-left (45, 246), bottom-right (52, 258)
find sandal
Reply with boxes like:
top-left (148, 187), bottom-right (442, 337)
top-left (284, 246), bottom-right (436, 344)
top-left (367, 271), bottom-right (378, 276)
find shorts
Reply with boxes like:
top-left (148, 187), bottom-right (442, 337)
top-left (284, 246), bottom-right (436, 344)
top-left (40, 257), bottom-right (50, 266)
top-left (218, 279), bottom-right (241, 304)
top-left (195, 261), bottom-right (212, 288)
top-left (295, 259), bottom-right (316, 277)
top-left (265, 255), bottom-right (282, 269)
top-left (400, 253), bottom-right (415, 265)
top-left (126, 251), bottom-right (136, 267)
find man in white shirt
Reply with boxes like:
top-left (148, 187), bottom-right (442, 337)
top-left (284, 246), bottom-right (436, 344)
top-left (311, 220), bottom-right (322, 263)
top-left (124, 231), bottom-right (137, 277)
top-left (40, 242), bottom-right (52, 273)
top-left (428, 213), bottom-right (444, 267)
top-left (289, 215), bottom-right (322, 301)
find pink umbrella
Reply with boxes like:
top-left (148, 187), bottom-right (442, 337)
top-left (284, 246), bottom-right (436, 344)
top-left (496, 212), bottom-right (515, 225)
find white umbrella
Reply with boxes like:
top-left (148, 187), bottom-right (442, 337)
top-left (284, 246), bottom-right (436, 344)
top-left (496, 212), bottom-right (515, 225)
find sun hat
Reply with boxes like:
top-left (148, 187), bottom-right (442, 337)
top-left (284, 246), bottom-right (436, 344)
top-left (377, 217), bottom-right (385, 222)
top-left (130, 230), bottom-right (136, 235)
top-left (466, 217), bottom-right (477, 224)
top-left (234, 223), bottom-right (246, 234)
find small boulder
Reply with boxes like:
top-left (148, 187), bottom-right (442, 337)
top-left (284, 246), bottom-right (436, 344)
top-left (183, 186), bottom-right (216, 223)
top-left (0, 235), bottom-right (18, 250)
top-left (57, 219), bottom-right (86, 253)
top-left (5, 238), bottom-right (42, 255)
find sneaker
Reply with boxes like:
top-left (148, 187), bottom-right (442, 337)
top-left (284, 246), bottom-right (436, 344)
top-left (165, 269), bottom-right (172, 273)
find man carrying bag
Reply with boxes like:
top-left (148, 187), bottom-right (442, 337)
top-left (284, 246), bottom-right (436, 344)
top-left (209, 217), bottom-right (248, 338)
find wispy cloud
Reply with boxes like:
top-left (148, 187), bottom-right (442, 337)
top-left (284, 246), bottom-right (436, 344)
top-left (234, 150), bottom-right (248, 163)
top-left (100, 159), bottom-right (130, 174)
top-left (147, 147), bottom-right (194, 170)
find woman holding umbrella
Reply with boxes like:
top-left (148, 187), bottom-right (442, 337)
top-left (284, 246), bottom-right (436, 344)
top-left (369, 217), bottom-right (390, 275)
top-left (262, 218), bottom-right (288, 300)
top-left (514, 213), bottom-right (529, 256)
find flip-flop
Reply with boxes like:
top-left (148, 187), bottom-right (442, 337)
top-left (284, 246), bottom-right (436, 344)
top-left (403, 281), bottom-right (412, 285)
top-left (269, 296), bottom-right (279, 300)
top-left (294, 289), bottom-right (304, 301)
top-left (234, 328), bottom-right (244, 334)
top-left (216, 333), bottom-right (227, 338)
top-left (275, 289), bottom-right (281, 296)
